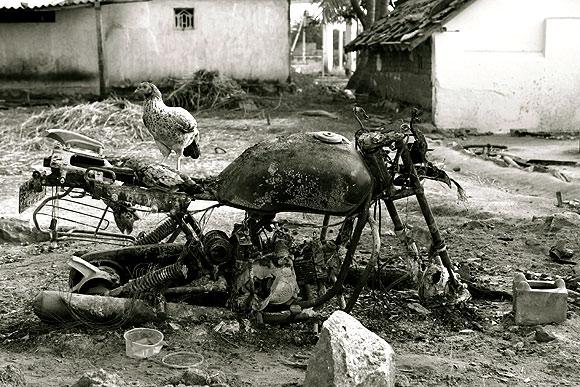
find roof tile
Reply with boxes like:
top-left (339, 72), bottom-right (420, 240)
top-left (0, 0), bottom-right (96, 10)
top-left (345, 0), bottom-right (476, 51)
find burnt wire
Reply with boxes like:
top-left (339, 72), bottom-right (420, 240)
top-left (186, 203), bottom-right (221, 234)
top-left (284, 214), bottom-right (358, 230)
top-left (198, 206), bottom-right (215, 233)
top-left (189, 203), bottom-right (221, 215)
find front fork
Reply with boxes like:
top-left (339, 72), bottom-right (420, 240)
top-left (364, 141), bottom-right (465, 298)
top-left (394, 139), bottom-right (461, 290)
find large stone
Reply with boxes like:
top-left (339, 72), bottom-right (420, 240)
top-left (544, 212), bottom-right (580, 232)
top-left (304, 311), bottom-right (395, 387)
top-left (0, 218), bottom-right (51, 243)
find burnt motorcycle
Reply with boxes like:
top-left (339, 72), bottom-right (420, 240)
top-left (25, 107), bottom-right (469, 324)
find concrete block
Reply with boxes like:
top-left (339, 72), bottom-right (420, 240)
top-left (513, 273), bottom-right (567, 326)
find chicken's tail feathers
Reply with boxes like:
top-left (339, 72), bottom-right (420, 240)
top-left (183, 138), bottom-right (200, 159)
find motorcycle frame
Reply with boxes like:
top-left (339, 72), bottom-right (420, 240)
top-left (24, 112), bottom-right (463, 321)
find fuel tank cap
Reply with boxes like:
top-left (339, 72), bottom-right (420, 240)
top-left (312, 131), bottom-right (350, 144)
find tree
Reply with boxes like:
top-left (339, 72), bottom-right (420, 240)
top-left (318, 0), bottom-right (395, 90)
top-left (320, 0), bottom-right (393, 30)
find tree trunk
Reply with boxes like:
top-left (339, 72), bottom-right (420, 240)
top-left (350, 0), bottom-right (368, 30)
top-left (346, 49), bottom-right (371, 92)
top-left (366, 0), bottom-right (376, 28)
top-left (376, 0), bottom-right (389, 19)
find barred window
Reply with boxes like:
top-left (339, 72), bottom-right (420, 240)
top-left (174, 8), bottom-right (194, 30)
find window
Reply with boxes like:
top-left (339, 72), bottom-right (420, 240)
top-left (0, 10), bottom-right (55, 23)
top-left (174, 8), bottom-right (194, 30)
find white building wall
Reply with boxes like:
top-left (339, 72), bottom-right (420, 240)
top-left (432, 0), bottom-right (580, 132)
top-left (103, 0), bottom-right (290, 84)
top-left (0, 0), bottom-right (289, 95)
top-left (0, 7), bottom-right (99, 93)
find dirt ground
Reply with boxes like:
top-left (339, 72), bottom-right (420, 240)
top-left (1, 88), bottom-right (580, 387)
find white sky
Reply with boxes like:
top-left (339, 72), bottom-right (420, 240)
top-left (290, 1), bottom-right (323, 24)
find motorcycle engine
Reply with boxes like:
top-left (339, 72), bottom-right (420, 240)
top-left (216, 218), bottom-right (345, 314)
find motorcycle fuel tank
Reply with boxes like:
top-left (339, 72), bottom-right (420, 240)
top-left (213, 132), bottom-right (372, 215)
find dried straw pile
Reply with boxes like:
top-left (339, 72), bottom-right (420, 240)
top-left (16, 97), bottom-right (146, 152)
top-left (166, 70), bottom-right (246, 112)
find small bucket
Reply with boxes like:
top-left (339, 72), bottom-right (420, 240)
top-left (124, 328), bottom-right (164, 359)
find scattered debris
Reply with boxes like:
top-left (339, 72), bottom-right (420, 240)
top-left (460, 145), bottom-right (573, 182)
top-left (0, 365), bottom-right (25, 387)
top-left (281, 359), bottom-right (308, 370)
top-left (461, 220), bottom-right (494, 230)
top-left (498, 235), bottom-right (514, 242)
top-left (304, 311), bottom-right (395, 387)
top-left (543, 212), bottom-right (580, 232)
top-left (463, 144), bottom-right (507, 156)
top-left (72, 369), bottom-right (128, 387)
top-left (549, 243), bottom-right (576, 264)
top-left (164, 367), bottom-right (228, 386)
top-left (165, 70), bottom-right (246, 112)
top-left (298, 109), bottom-right (339, 119)
top-left (510, 129), bottom-right (579, 139)
top-left (527, 159), bottom-right (578, 167)
top-left (534, 326), bottom-right (557, 343)
top-left (213, 320), bottom-right (240, 336)
top-left (555, 192), bottom-right (580, 213)
top-left (464, 280), bottom-right (512, 301)
top-left (406, 302), bottom-right (431, 315)
top-left (343, 89), bottom-right (356, 100)
top-left (168, 322), bottom-right (181, 331)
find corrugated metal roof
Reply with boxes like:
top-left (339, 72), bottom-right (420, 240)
top-left (0, 0), bottom-right (96, 9)
top-left (345, 0), bottom-right (477, 52)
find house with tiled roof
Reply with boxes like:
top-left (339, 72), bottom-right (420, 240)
top-left (346, 0), bottom-right (580, 132)
top-left (0, 0), bottom-right (290, 96)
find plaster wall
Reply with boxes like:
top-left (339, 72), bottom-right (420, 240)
top-left (432, 0), bottom-right (580, 132)
top-left (103, 0), bottom-right (290, 84)
top-left (0, 0), bottom-right (289, 95)
top-left (0, 8), bottom-right (99, 94)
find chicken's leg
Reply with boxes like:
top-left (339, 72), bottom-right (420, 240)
top-left (155, 140), bottom-right (172, 167)
top-left (176, 155), bottom-right (183, 172)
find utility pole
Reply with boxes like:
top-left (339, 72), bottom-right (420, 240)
top-left (94, 0), bottom-right (106, 99)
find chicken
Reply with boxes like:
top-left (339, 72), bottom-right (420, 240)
top-left (135, 82), bottom-right (200, 171)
